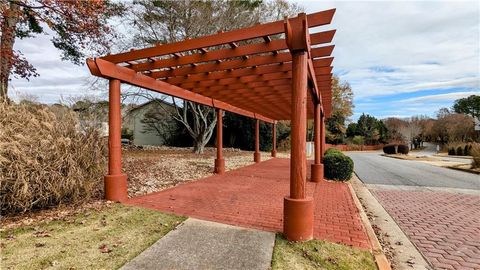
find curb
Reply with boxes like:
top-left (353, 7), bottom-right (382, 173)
top-left (348, 182), bottom-right (392, 270)
top-left (433, 154), bottom-right (473, 160)
top-left (443, 165), bottom-right (480, 175)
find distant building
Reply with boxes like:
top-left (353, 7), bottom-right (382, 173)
top-left (124, 99), bottom-right (179, 146)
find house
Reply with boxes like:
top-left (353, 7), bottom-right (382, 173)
top-left (71, 100), bottom-right (110, 136)
top-left (124, 99), bottom-right (179, 146)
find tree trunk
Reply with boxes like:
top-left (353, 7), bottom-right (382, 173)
top-left (0, 2), bottom-right (19, 102)
top-left (171, 100), bottom-right (217, 154)
top-left (193, 138), bottom-right (207, 154)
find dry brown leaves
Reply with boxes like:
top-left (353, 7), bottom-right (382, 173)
top-left (124, 146), bottom-right (274, 197)
top-left (0, 200), bottom-right (110, 230)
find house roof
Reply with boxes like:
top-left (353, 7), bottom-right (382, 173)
top-left (126, 99), bottom-right (175, 114)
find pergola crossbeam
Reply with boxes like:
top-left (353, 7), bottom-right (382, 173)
top-left (149, 46), bottom-right (334, 79)
top-left (88, 58), bottom-right (274, 123)
top-left (101, 9), bottom-right (335, 64)
top-left (128, 30), bottom-right (335, 72)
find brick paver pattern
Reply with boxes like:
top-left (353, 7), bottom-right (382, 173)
top-left (375, 190), bottom-right (480, 270)
top-left (127, 158), bottom-right (370, 249)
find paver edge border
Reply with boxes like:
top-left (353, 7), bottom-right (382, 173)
top-left (347, 180), bottom-right (392, 270)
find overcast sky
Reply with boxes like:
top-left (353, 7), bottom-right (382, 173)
top-left (9, 0), bottom-right (480, 120)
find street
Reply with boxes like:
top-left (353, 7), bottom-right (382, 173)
top-left (349, 151), bottom-right (480, 270)
top-left (348, 152), bottom-right (479, 190)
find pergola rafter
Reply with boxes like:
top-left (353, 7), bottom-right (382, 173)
top-left (87, 8), bottom-right (337, 242)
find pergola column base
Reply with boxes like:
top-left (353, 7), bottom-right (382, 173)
top-left (271, 150), bottom-right (277, 157)
top-left (310, 164), bottom-right (324, 182)
top-left (283, 196), bottom-right (314, 241)
top-left (214, 158), bottom-right (225, 174)
top-left (104, 174), bottom-right (128, 202)
top-left (254, 152), bottom-right (261, 163)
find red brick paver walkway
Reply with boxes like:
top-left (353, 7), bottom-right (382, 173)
top-left (127, 158), bottom-right (370, 249)
top-left (375, 190), bottom-right (480, 270)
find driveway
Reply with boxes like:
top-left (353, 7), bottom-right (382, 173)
top-left (409, 142), bottom-right (472, 164)
top-left (348, 151), bottom-right (480, 270)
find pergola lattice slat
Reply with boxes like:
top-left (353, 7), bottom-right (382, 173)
top-left (129, 30), bottom-right (335, 72)
top-left (101, 9), bottom-right (335, 64)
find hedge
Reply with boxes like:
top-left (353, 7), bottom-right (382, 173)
top-left (323, 151), bottom-right (354, 181)
top-left (383, 144), bottom-right (397, 154)
top-left (397, 144), bottom-right (409, 154)
top-left (324, 148), bottom-right (342, 156)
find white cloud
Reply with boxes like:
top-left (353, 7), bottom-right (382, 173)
top-left (303, 0), bottom-right (479, 103)
top-left (398, 91), bottom-right (478, 103)
top-left (8, 0), bottom-right (480, 119)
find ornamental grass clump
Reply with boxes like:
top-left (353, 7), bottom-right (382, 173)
top-left (471, 144), bottom-right (480, 169)
top-left (323, 150), bottom-right (354, 181)
top-left (0, 102), bottom-right (107, 214)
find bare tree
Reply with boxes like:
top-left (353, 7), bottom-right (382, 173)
top-left (171, 98), bottom-right (217, 153)
top-left (383, 117), bottom-right (407, 143)
top-left (398, 119), bottom-right (422, 149)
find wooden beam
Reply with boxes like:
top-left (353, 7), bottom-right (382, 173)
top-left (150, 46), bottom-right (333, 79)
top-left (188, 77), bottom-right (332, 93)
top-left (162, 58), bottom-right (332, 84)
top-left (129, 30), bottom-right (335, 72)
top-left (87, 58), bottom-right (275, 123)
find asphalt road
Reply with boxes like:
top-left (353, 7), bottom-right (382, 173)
top-left (347, 152), bottom-right (480, 190)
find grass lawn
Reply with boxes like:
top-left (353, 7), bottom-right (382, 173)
top-left (272, 234), bottom-right (377, 270)
top-left (1, 204), bottom-right (185, 270)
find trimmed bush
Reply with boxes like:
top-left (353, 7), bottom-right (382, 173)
top-left (397, 144), bottom-right (409, 154)
top-left (383, 144), bottom-right (397, 154)
top-left (324, 152), bottom-right (354, 181)
top-left (448, 147), bottom-right (455, 155)
top-left (456, 146), bottom-right (464, 156)
top-left (324, 148), bottom-right (342, 156)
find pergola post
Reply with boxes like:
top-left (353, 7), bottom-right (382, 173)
top-left (321, 112), bottom-right (326, 160)
top-left (104, 79), bottom-right (127, 202)
top-left (254, 119), bottom-right (261, 163)
top-left (215, 109), bottom-right (225, 174)
top-left (311, 102), bottom-right (324, 182)
top-left (283, 14), bottom-right (314, 242)
top-left (271, 122), bottom-right (277, 157)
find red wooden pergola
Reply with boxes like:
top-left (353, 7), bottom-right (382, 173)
top-left (87, 9), bottom-right (336, 241)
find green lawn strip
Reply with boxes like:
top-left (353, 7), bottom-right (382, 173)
top-left (272, 234), bottom-right (377, 270)
top-left (1, 204), bottom-right (186, 270)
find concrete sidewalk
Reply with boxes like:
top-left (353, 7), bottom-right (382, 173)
top-left (121, 218), bottom-right (275, 270)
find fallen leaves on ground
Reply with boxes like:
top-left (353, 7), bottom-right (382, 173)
top-left (124, 146), bottom-right (274, 197)
top-left (98, 244), bottom-right (112, 253)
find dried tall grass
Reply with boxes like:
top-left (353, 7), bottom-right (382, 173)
top-left (0, 102), bottom-right (107, 214)
top-left (471, 143), bottom-right (480, 169)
